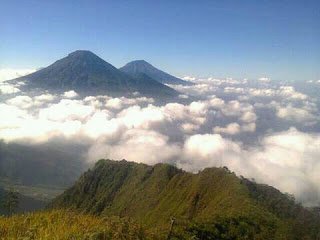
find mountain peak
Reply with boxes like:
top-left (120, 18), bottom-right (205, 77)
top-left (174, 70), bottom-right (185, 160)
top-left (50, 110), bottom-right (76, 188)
top-left (129, 60), bottom-right (151, 65)
top-left (14, 51), bottom-right (179, 98)
top-left (120, 60), bottom-right (193, 85)
top-left (65, 50), bottom-right (105, 63)
top-left (67, 50), bottom-right (100, 58)
top-left (68, 50), bottom-right (94, 55)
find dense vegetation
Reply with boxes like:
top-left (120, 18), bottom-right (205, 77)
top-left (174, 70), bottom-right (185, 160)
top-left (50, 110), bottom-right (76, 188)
top-left (0, 210), bottom-right (155, 240)
top-left (0, 187), bottom-right (46, 215)
top-left (50, 159), bottom-right (320, 239)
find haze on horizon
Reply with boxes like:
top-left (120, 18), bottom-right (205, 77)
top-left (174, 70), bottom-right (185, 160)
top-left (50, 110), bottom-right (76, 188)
top-left (0, 48), bottom-right (319, 207)
top-left (1, 0), bottom-right (319, 81)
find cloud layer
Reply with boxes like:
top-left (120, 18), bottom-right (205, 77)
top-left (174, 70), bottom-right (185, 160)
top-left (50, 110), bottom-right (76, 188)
top-left (0, 76), bottom-right (320, 206)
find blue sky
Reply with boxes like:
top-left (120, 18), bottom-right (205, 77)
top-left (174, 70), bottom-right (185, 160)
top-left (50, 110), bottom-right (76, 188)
top-left (1, 0), bottom-right (319, 81)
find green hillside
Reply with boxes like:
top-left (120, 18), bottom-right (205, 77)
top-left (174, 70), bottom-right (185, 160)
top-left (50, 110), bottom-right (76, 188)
top-left (0, 187), bottom-right (46, 216)
top-left (50, 159), bottom-right (320, 239)
top-left (0, 210), bottom-right (155, 240)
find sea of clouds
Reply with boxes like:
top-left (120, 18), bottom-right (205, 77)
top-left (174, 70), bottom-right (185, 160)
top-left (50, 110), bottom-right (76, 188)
top-left (0, 69), bottom-right (320, 206)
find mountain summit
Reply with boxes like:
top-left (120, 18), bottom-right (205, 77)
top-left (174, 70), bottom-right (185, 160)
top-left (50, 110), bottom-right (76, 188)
top-left (119, 60), bottom-right (193, 85)
top-left (14, 50), bottom-right (179, 98)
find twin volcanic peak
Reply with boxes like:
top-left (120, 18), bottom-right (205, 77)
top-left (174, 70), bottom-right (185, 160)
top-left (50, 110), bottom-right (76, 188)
top-left (13, 50), bottom-right (185, 98)
top-left (119, 60), bottom-right (193, 85)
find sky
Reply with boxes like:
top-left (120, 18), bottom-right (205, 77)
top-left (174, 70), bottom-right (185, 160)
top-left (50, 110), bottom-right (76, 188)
top-left (1, 0), bottom-right (319, 81)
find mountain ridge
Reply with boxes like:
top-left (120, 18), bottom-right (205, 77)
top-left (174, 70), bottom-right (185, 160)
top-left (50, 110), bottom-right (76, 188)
top-left (120, 60), bottom-right (193, 85)
top-left (13, 50), bottom-right (179, 98)
top-left (50, 159), bottom-right (320, 239)
top-left (0, 187), bottom-right (46, 215)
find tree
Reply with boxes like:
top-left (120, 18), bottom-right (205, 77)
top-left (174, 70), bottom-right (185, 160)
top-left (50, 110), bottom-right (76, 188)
top-left (1, 188), bottom-right (19, 216)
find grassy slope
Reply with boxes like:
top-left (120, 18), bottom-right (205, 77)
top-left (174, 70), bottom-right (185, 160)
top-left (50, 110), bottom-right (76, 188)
top-left (51, 160), bottom-right (320, 239)
top-left (0, 210), bottom-right (156, 240)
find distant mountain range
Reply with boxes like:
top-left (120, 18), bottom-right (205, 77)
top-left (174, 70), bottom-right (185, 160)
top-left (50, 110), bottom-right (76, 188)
top-left (13, 50), bottom-right (180, 98)
top-left (120, 60), bottom-right (193, 85)
top-left (51, 159), bottom-right (320, 239)
top-left (0, 141), bottom-right (86, 191)
top-left (0, 187), bottom-right (46, 215)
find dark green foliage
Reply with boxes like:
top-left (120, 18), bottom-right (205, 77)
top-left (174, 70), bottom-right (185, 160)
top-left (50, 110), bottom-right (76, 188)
top-left (51, 159), bottom-right (320, 239)
top-left (240, 177), bottom-right (320, 238)
top-left (0, 187), bottom-right (46, 215)
top-left (1, 187), bottom-right (19, 216)
top-left (173, 216), bottom-right (273, 240)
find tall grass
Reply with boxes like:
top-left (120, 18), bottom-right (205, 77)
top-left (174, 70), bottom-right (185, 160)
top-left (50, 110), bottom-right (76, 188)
top-left (0, 209), bottom-right (158, 240)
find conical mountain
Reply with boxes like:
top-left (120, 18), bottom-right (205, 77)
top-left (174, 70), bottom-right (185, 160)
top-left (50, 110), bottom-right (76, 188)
top-left (15, 50), bottom-right (179, 97)
top-left (119, 60), bottom-right (193, 85)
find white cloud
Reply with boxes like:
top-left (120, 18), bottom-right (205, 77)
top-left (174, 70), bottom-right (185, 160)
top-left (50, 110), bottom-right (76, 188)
top-left (181, 76), bottom-right (196, 81)
top-left (34, 93), bottom-right (56, 102)
top-left (220, 100), bottom-right (254, 118)
top-left (83, 96), bottom-right (104, 108)
top-left (83, 111), bottom-right (119, 139)
top-left (175, 128), bottom-right (320, 206)
top-left (208, 96), bottom-right (225, 108)
top-left (178, 94), bottom-right (189, 99)
top-left (180, 134), bottom-right (242, 171)
top-left (39, 99), bottom-right (94, 122)
top-left (105, 98), bottom-right (123, 109)
top-left (90, 129), bottom-right (180, 165)
top-left (63, 90), bottom-right (79, 98)
top-left (135, 97), bottom-right (154, 104)
top-left (213, 122), bottom-right (256, 135)
top-left (278, 86), bottom-right (308, 100)
top-left (241, 122), bottom-right (256, 132)
top-left (118, 105), bottom-right (165, 129)
top-left (0, 69), bottom-right (36, 82)
top-left (224, 87), bottom-right (246, 94)
top-left (213, 123), bottom-right (241, 135)
top-left (168, 83), bottom-right (218, 96)
top-left (180, 123), bottom-right (199, 133)
top-left (258, 77), bottom-right (271, 82)
top-left (189, 101), bottom-right (207, 116)
top-left (245, 128), bottom-right (320, 206)
top-left (276, 104), bottom-right (317, 123)
top-left (6, 94), bottom-right (56, 109)
top-left (0, 80), bottom-right (319, 207)
top-left (0, 84), bottom-right (20, 94)
top-left (6, 96), bottom-right (33, 109)
top-left (248, 88), bottom-right (275, 97)
top-left (0, 104), bottom-right (30, 129)
top-left (163, 103), bottom-right (188, 121)
top-left (240, 111), bottom-right (257, 123)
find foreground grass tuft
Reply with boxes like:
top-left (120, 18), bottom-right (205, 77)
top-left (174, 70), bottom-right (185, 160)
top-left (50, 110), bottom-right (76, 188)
top-left (0, 209), bottom-right (153, 240)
